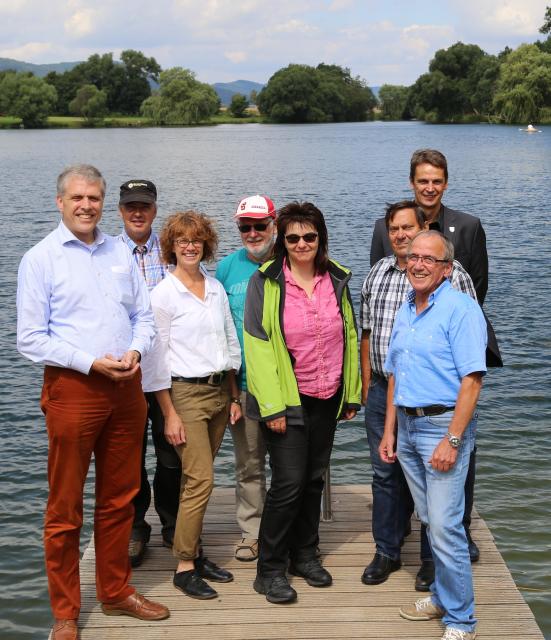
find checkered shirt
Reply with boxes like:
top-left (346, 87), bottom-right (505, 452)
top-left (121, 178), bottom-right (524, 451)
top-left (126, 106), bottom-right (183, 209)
top-left (359, 255), bottom-right (476, 378)
top-left (119, 230), bottom-right (168, 291)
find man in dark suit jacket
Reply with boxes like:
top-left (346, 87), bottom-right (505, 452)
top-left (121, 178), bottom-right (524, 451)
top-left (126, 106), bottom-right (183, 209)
top-left (370, 150), bottom-right (488, 304)
top-left (368, 149), bottom-right (500, 593)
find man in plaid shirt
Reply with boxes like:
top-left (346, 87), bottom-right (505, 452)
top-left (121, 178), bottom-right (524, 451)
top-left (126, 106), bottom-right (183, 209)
top-left (359, 200), bottom-right (476, 587)
top-left (118, 179), bottom-right (181, 567)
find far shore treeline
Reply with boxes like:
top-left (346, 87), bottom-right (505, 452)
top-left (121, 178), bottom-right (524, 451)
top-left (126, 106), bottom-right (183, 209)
top-left (1, 6), bottom-right (550, 129)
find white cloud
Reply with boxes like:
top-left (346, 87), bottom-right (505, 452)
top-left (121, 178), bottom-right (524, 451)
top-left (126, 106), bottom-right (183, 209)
top-left (0, 0), bottom-right (30, 15)
top-left (64, 8), bottom-right (98, 38)
top-left (0, 41), bottom-right (54, 59)
top-left (224, 50), bottom-right (248, 63)
top-left (273, 19), bottom-right (319, 34)
top-left (450, 0), bottom-right (545, 39)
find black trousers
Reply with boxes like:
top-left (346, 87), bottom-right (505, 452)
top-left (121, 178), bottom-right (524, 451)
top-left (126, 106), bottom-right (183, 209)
top-left (257, 391), bottom-right (340, 577)
top-left (132, 392), bottom-right (182, 544)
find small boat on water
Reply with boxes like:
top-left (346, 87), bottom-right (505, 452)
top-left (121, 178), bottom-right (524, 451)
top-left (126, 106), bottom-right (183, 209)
top-left (519, 123), bottom-right (541, 133)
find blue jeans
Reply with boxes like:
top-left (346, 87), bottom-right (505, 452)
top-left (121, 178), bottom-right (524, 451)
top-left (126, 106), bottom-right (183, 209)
top-left (365, 375), bottom-right (414, 560)
top-left (397, 409), bottom-right (477, 633)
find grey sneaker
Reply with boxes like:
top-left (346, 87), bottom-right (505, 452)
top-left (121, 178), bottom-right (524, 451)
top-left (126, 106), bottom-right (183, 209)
top-left (442, 628), bottom-right (476, 640)
top-left (400, 596), bottom-right (445, 621)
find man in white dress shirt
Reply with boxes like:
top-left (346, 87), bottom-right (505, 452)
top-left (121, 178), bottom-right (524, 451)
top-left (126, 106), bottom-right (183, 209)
top-left (17, 164), bottom-right (169, 640)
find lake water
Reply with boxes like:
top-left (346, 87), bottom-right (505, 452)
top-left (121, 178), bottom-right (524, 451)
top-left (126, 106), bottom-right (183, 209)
top-left (0, 122), bottom-right (550, 639)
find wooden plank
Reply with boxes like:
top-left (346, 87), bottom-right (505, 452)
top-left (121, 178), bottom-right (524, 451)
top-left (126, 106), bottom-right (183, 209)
top-left (77, 485), bottom-right (545, 640)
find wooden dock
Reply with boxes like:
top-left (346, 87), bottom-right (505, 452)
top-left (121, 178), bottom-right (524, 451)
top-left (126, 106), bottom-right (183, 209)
top-left (78, 485), bottom-right (544, 639)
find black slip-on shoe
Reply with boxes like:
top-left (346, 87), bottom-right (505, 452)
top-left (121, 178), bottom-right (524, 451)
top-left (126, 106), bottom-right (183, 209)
top-left (361, 552), bottom-right (401, 585)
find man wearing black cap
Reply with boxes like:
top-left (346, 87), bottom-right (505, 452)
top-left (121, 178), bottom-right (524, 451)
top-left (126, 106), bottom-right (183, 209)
top-left (118, 180), bottom-right (182, 567)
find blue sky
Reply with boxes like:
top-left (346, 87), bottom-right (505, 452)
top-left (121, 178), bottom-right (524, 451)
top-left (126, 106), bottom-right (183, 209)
top-left (0, 0), bottom-right (547, 85)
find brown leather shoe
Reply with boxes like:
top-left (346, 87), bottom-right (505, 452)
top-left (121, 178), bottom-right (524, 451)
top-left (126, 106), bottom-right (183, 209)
top-left (101, 591), bottom-right (169, 621)
top-left (51, 619), bottom-right (79, 640)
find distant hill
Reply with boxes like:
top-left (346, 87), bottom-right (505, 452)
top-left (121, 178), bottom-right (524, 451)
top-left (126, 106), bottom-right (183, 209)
top-left (213, 80), bottom-right (265, 105)
top-left (0, 57), bottom-right (80, 77)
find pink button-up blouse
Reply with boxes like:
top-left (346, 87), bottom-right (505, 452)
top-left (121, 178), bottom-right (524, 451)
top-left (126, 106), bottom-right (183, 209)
top-left (282, 261), bottom-right (344, 399)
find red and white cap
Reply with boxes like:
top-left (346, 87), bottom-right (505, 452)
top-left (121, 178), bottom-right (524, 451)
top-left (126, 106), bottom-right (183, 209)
top-left (234, 195), bottom-right (276, 219)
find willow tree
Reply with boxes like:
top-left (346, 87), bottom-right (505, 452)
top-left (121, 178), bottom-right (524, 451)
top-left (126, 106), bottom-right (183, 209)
top-left (140, 68), bottom-right (220, 125)
top-left (493, 44), bottom-right (551, 123)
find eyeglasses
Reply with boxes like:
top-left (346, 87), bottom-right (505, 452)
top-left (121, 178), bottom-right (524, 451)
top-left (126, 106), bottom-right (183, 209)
top-left (407, 254), bottom-right (449, 266)
top-left (237, 222), bottom-right (271, 233)
top-left (284, 233), bottom-right (319, 245)
top-left (175, 238), bottom-right (203, 248)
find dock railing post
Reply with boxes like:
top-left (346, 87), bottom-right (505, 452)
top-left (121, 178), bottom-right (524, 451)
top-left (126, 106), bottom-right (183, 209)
top-left (321, 465), bottom-right (333, 522)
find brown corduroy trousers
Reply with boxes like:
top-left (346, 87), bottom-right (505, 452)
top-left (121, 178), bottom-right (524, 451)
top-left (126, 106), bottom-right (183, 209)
top-left (40, 366), bottom-right (146, 619)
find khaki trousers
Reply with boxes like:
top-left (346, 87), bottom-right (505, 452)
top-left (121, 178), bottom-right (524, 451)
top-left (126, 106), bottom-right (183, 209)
top-left (171, 379), bottom-right (230, 559)
top-left (41, 366), bottom-right (146, 619)
top-left (229, 390), bottom-right (267, 538)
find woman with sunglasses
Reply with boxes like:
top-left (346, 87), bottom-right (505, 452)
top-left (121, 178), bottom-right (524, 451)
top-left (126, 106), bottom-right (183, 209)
top-left (244, 201), bottom-right (361, 604)
top-left (148, 211), bottom-right (242, 599)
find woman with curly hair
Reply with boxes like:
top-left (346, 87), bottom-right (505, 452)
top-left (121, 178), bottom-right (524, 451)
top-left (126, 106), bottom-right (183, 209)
top-left (149, 211), bottom-right (242, 599)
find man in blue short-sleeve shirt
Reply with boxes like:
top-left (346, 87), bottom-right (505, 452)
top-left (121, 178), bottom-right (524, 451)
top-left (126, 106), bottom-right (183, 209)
top-left (380, 230), bottom-right (486, 640)
top-left (216, 194), bottom-right (276, 561)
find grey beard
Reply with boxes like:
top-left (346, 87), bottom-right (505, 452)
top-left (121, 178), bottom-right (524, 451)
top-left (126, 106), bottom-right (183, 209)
top-left (247, 241), bottom-right (274, 262)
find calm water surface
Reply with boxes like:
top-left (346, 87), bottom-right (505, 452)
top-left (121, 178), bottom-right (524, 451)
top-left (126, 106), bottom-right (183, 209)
top-left (0, 122), bottom-right (550, 639)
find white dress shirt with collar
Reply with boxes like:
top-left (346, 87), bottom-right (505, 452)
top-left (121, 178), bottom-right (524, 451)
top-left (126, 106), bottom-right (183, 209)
top-left (17, 221), bottom-right (156, 374)
top-left (147, 272), bottom-right (241, 391)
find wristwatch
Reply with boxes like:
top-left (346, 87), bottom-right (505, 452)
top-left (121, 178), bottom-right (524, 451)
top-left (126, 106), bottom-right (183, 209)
top-left (446, 432), bottom-right (462, 448)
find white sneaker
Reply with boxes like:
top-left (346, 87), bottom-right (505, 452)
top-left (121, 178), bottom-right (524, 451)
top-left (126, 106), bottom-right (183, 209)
top-left (442, 627), bottom-right (476, 640)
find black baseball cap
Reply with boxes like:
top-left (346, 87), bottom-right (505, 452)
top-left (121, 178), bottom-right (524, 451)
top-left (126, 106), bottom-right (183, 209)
top-left (119, 180), bottom-right (157, 205)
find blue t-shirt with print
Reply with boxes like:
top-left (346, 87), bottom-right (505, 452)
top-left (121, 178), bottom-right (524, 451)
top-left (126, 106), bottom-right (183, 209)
top-left (215, 248), bottom-right (260, 391)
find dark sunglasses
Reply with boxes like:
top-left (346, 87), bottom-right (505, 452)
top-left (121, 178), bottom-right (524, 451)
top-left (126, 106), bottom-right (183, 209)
top-left (284, 232), bottom-right (318, 245)
top-left (238, 222), bottom-right (271, 233)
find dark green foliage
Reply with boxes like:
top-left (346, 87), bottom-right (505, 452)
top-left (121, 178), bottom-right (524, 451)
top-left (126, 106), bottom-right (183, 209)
top-left (229, 93), bottom-right (248, 117)
top-left (44, 50), bottom-right (160, 115)
top-left (69, 84), bottom-right (108, 123)
top-left (256, 63), bottom-right (376, 123)
top-left (378, 84), bottom-right (411, 120)
top-left (540, 6), bottom-right (551, 33)
top-left (410, 42), bottom-right (502, 122)
top-left (0, 71), bottom-right (57, 127)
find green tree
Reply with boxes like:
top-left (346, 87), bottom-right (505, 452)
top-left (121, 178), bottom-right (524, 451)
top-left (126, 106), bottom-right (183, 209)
top-left (0, 71), bottom-right (57, 127)
top-left (140, 67), bottom-right (220, 125)
top-left (409, 41), bottom-right (501, 122)
top-left (493, 44), bottom-right (551, 123)
top-left (69, 84), bottom-right (108, 123)
top-left (378, 84), bottom-right (410, 120)
top-left (469, 55), bottom-right (501, 115)
top-left (408, 70), bottom-right (466, 122)
top-left (229, 93), bottom-right (248, 117)
top-left (256, 63), bottom-right (375, 123)
top-left (44, 50), bottom-right (161, 115)
top-left (540, 5), bottom-right (551, 33)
